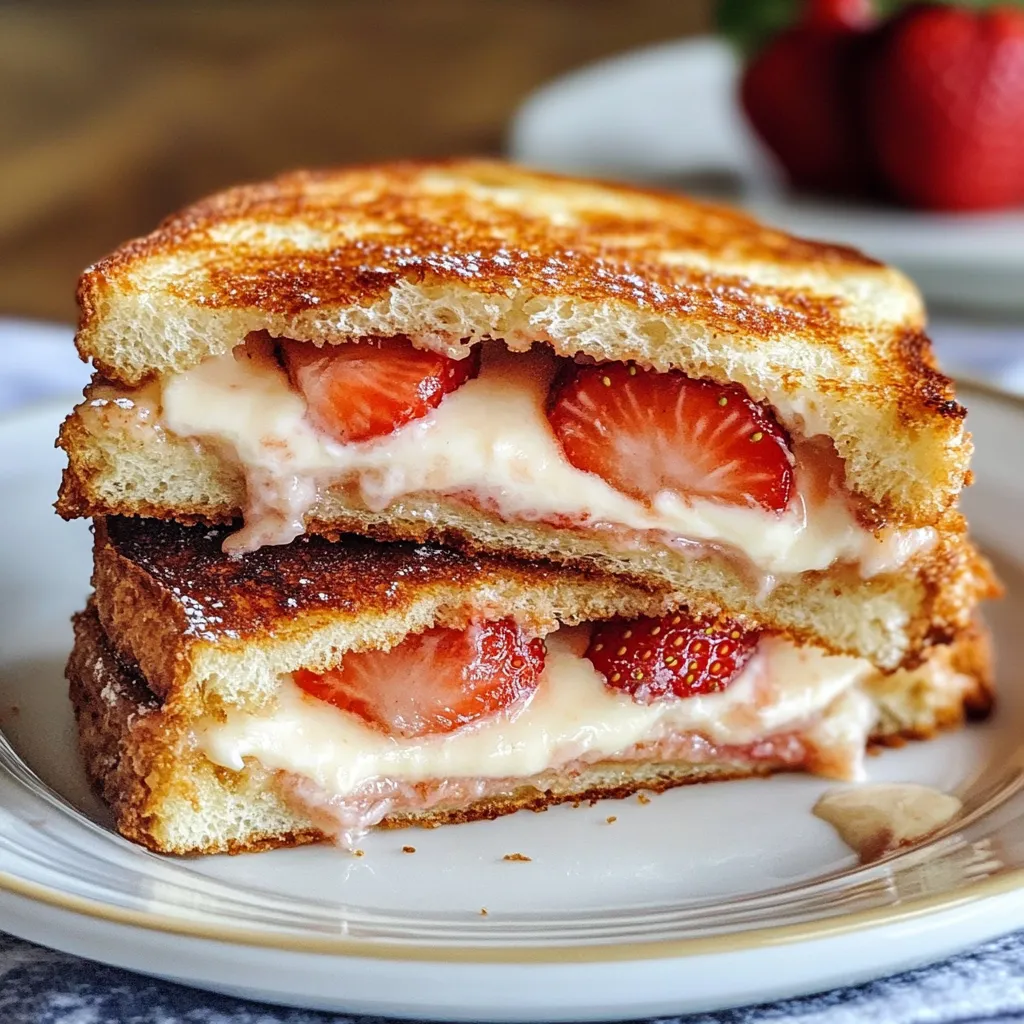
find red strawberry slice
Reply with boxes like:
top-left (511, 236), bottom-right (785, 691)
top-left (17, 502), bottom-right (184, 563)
top-left (280, 335), bottom-right (480, 444)
top-left (293, 619), bottom-right (545, 738)
top-left (585, 612), bottom-right (760, 704)
top-left (547, 362), bottom-right (793, 512)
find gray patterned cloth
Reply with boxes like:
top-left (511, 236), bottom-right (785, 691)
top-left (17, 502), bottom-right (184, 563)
top-left (3, 316), bottom-right (1024, 1024)
top-left (4, 929), bottom-right (1024, 1024)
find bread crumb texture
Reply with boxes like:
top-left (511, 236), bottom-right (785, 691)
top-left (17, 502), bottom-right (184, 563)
top-left (74, 159), bottom-right (969, 522)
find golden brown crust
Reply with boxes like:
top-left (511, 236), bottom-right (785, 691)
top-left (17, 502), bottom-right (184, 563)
top-left (68, 605), bottom-right (324, 854)
top-left (300, 504), bottom-right (999, 671)
top-left (952, 619), bottom-right (996, 719)
top-left (93, 515), bottom-right (640, 642)
top-left (89, 516), bottom-right (671, 711)
top-left (866, 616), bottom-right (994, 749)
top-left (83, 472), bottom-right (999, 676)
top-left (56, 368), bottom-right (1000, 672)
top-left (69, 158), bottom-right (970, 521)
top-left (77, 161), bottom-right (884, 360)
top-left (66, 604), bottom-right (777, 855)
top-left (68, 601), bottom-right (994, 856)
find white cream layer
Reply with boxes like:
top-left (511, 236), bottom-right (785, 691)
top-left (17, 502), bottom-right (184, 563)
top-left (159, 343), bottom-right (934, 573)
top-left (196, 628), bottom-right (877, 798)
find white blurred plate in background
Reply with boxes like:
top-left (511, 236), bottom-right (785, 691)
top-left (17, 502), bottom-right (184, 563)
top-left (508, 37), bottom-right (1024, 315)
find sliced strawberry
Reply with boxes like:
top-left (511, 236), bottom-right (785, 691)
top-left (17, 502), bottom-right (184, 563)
top-left (280, 335), bottom-right (480, 444)
top-left (793, 435), bottom-right (847, 508)
top-left (585, 612), bottom-right (759, 704)
top-left (547, 362), bottom-right (793, 512)
top-left (294, 619), bottom-right (544, 738)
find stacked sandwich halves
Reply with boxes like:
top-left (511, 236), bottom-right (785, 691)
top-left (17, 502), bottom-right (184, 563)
top-left (57, 160), bottom-right (999, 855)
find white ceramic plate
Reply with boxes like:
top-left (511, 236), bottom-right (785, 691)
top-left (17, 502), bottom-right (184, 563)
top-left (508, 37), bottom-right (1024, 314)
top-left (2, 390), bottom-right (1024, 1021)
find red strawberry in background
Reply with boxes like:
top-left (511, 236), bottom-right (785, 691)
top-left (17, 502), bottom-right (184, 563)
top-left (740, 0), bottom-right (877, 195)
top-left (862, 4), bottom-right (1024, 211)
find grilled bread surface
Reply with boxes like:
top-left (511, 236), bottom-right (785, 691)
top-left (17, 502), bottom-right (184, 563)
top-left (90, 516), bottom-right (673, 718)
top-left (72, 159), bottom-right (967, 523)
top-left (68, 603), bottom-right (993, 856)
top-left (60, 160), bottom-right (998, 858)
top-left (82, 456), bottom-right (996, 673)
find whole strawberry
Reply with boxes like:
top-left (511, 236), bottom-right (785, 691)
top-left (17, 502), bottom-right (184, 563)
top-left (740, 0), bottom-right (877, 195)
top-left (863, 4), bottom-right (1024, 211)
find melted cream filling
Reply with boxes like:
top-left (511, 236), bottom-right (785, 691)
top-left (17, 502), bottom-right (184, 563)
top-left (157, 343), bottom-right (934, 572)
top-left (196, 628), bottom-right (877, 800)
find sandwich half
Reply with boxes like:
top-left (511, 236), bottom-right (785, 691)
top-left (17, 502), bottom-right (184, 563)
top-left (57, 159), bottom-right (997, 669)
top-left (68, 516), bottom-right (992, 855)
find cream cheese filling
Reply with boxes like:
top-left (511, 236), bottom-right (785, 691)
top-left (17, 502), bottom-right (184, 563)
top-left (154, 342), bottom-right (935, 573)
top-left (196, 628), bottom-right (878, 801)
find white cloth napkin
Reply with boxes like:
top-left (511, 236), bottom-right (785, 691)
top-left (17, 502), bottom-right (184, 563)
top-left (2, 315), bottom-right (1024, 1024)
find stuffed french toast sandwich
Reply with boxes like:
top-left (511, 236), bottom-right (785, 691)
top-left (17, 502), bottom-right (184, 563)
top-left (57, 160), bottom-right (999, 854)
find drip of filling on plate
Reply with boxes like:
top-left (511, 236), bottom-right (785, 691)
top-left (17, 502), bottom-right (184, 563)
top-left (813, 783), bottom-right (963, 863)
top-left (82, 334), bottom-right (936, 579)
top-left (195, 610), bottom-right (879, 848)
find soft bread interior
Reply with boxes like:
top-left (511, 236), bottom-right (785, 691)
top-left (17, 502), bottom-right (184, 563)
top-left (88, 516), bottom-right (676, 717)
top-left (70, 424), bottom-right (997, 673)
top-left (73, 161), bottom-right (968, 522)
top-left (67, 604), bottom-right (993, 856)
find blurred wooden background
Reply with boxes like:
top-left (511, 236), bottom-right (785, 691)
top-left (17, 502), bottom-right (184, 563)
top-left (0, 2), bottom-right (710, 323)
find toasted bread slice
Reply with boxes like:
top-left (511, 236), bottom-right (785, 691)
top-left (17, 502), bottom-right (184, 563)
top-left (68, 603), bottom-right (993, 856)
top-left (82, 464), bottom-right (996, 674)
top-left (73, 159), bottom-right (966, 524)
top-left (89, 515), bottom-right (673, 718)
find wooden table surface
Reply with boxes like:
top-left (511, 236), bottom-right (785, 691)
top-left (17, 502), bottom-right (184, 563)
top-left (0, 2), bottom-right (709, 323)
